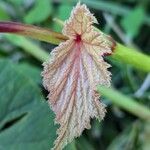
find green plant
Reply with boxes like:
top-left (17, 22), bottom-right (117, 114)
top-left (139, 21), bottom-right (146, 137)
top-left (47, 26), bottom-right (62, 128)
top-left (0, 1), bottom-right (150, 150)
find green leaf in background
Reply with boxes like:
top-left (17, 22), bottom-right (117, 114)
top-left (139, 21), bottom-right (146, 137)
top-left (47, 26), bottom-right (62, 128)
top-left (24, 0), bottom-right (52, 24)
top-left (121, 6), bottom-right (145, 38)
top-left (76, 137), bottom-right (95, 150)
top-left (140, 122), bottom-right (150, 150)
top-left (53, 3), bottom-right (73, 32)
top-left (0, 59), bottom-right (57, 150)
top-left (0, 6), bottom-right (10, 20)
top-left (107, 121), bottom-right (141, 150)
top-left (7, 0), bottom-right (24, 6)
top-left (64, 141), bottom-right (77, 150)
top-left (17, 63), bottom-right (41, 84)
top-left (107, 121), bottom-right (150, 150)
top-left (56, 4), bottom-right (72, 21)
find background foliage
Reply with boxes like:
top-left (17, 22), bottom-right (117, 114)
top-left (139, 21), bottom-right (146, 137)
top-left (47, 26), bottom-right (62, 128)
top-left (0, 0), bottom-right (150, 150)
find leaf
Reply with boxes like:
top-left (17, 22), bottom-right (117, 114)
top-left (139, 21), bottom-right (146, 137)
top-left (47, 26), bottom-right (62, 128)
top-left (121, 6), bottom-right (145, 38)
top-left (140, 122), bottom-right (150, 150)
top-left (107, 121), bottom-right (141, 150)
top-left (64, 141), bottom-right (77, 150)
top-left (17, 63), bottom-right (41, 84)
top-left (0, 6), bottom-right (10, 20)
top-left (24, 0), bottom-right (52, 24)
top-left (75, 0), bottom-right (150, 24)
top-left (76, 137), bottom-right (95, 150)
top-left (53, 3), bottom-right (73, 32)
top-left (107, 121), bottom-right (150, 150)
top-left (0, 59), bottom-right (57, 150)
top-left (7, 0), bottom-right (24, 6)
top-left (42, 2), bottom-right (114, 150)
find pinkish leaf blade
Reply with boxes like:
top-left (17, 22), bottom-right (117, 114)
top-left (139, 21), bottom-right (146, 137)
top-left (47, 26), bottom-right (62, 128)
top-left (42, 2), bottom-right (115, 150)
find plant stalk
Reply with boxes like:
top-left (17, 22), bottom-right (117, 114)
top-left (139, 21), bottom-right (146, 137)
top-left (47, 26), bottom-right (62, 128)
top-left (97, 86), bottom-right (150, 121)
top-left (5, 34), bottom-right (49, 62)
top-left (111, 43), bottom-right (150, 72)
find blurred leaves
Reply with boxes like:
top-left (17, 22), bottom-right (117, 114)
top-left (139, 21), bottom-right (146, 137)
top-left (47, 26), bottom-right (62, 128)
top-left (107, 121), bottom-right (150, 150)
top-left (140, 122), bottom-right (150, 150)
top-left (74, 0), bottom-right (150, 24)
top-left (75, 137), bottom-right (95, 150)
top-left (4, 34), bottom-right (49, 62)
top-left (24, 0), bottom-right (52, 24)
top-left (0, 59), bottom-right (57, 150)
top-left (53, 3), bottom-right (72, 32)
top-left (107, 122), bottom-right (140, 150)
top-left (0, 6), bottom-right (10, 20)
top-left (17, 63), bottom-right (41, 84)
top-left (7, 0), bottom-right (24, 6)
top-left (121, 6), bottom-right (145, 38)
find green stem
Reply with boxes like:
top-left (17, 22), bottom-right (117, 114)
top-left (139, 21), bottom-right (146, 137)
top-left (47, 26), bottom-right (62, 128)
top-left (5, 34), bottom-right (49, 62)
top-left (111, 43), bottom-right (150, 72)
top-left (97, 86), bottom-right (150, 121)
